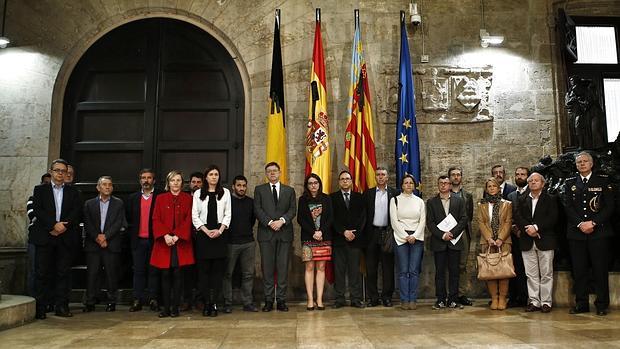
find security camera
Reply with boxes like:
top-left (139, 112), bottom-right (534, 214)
top-left (410, 3), bottom-right (421, 25)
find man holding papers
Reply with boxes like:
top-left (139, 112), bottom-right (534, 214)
top-left (427, 175), bottom-right (469, 309)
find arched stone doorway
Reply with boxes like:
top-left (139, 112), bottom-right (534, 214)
top-left (61, 17), bottom-right (245, 196)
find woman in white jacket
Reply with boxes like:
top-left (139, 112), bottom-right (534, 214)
top-left (390, 174), bottom-right (425, 310)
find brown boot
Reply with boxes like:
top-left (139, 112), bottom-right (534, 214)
top-left (487, 280), bottom-right (499, 310)
top-left (497, 279), bottom-right (509, 310)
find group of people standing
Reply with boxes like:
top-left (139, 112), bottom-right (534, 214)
top-left (28, 150), bottom-right (614, 320)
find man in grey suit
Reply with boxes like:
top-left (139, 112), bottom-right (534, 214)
top-left (254, 162), bottom-right (296, 312)
top-left (82, 176), bottom-right (126, 312)
top-left (427, 175), bottom-right (468, 309)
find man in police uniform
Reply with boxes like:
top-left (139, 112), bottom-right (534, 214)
top-left (562, 151), bottom-right (614, 316)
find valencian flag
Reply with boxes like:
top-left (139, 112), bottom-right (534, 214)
top-left (305, 8), bottom-right (331, 192)
top-left (265, 9), bottom-right (288, 184)
top-left (395, 11), bottom-right (421, 191)
top-left (344, 10), bottom-right (377, 192)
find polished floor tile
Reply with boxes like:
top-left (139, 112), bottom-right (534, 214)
top-left (0, 302), bottom-right (618, 348)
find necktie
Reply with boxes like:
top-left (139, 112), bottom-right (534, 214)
top-left (582, 177), bottom-right (588, 185)
top-left (344, 192), bottom-right (350, 209)
top-left (272, 184), bottom-right (278, 205)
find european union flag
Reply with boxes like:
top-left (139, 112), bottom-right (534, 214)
top-left (395, 11), bottom-right (421, 192)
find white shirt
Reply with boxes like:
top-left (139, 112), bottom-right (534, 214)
top-left (192, 188), bottom-right (232, 229)
top-left (389, 193), bottom-right (426, 245)
top-left (373, 187), bottom-right (389, 227)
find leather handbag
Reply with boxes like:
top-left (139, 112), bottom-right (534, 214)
top-left (381, 228), bottom-right (395, 253)
top-left (476, 245), bottom-right (516, 280)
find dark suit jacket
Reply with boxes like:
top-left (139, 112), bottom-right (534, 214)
top-left (83, 195), bottom-right (126, 253)
top-left (363, 186), bottom-right (399, 245)
top-left (514, 191), bottom-right (558, 251)
top-left (426, 195), bottom-right (469, 252)
top-left (125, 189), bottom-right (161, 249)
top-left (329, 191), bottom-right (366, 247)
top-left (502, 183), bottom-right (517, 200)
top-left (297, 194), bottom-right (333, 242)
top-left (562, 174), bottom-right (614, 240)
top-left (452, 188), bottom-right (473, 239)
top-left (254, 182), bottom-right (296, 242)
top-left (29, 183), bottom-right (82, 247)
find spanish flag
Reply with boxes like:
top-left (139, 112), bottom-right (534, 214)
top-left (344, 10), bottom-right (377, 193)
top-left (265, 9), bottom-right (288, 184)
top-left (305, 9), bottom-right (331, 192)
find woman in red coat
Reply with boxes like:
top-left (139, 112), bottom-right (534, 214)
top-left (150, 170), bottom-right (194, 317)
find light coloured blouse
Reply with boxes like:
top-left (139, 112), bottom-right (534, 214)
top-left (390, 193), bottom-right (426, 246)
top-left (192, 187), bottom-right (232, 230)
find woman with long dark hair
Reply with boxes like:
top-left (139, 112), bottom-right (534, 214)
top-left (192, 164), bottom-right (231, 317)
top-left (150, 170), bottom-right (194, 317)
top-left (297, 173), bottom-right (333, 310)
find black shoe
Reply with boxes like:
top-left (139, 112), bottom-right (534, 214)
top-left (306, 305), bottom-right (315, 311)
top-left (243, 304), bottom-right (259, 312)
top-left (45, 304), bottom-right (55, 313)
top-left (541, 305), bottom-right (552, 313)
top-left (366, 300), bottom-right (380, 307)
top-left (149, 299), bottom-right (160, 312)
top-left (382, 299), bottom-right (393, 307)
top-left (262, 302), bottom-right (273, 312)
top-left (458, 295), bottom-right (473, 306)
top-left (351, 301), bottom-right (365, 308)
top-left (276, 302), bottom-right (289, 312)
top-left (210, 304), bottom-right (218, 317)
top-left (129, 300), bottom-right (143, 312)
top-left (525, 303), bottom-right (541, 312)
top-left (83, 304), bottom-right (95, 313)
top-left (332, 302), bottom-right (345, 309)
top-left (55, 306), bottom-right (73, 317)
top-left (35, 308), bottom-right (47, 320)
top-left (158, 310), bottom-right (170, 318)
top-left (224, 305), bottom-right (232, 314)
top-left (432, 300), bottom-right (446, 310)
top-left (597, 309), bottom-right (608, 316)
top-left (569, 306), bottom-right (590, 314)
top-left (202, 305), bottom-right (212, 317)
top-left (105, 303), bottom-right (116, 312)
top-left (170, 308), bottom-right (180, 317)
top-left (316, 305), bottom-right (325, 311)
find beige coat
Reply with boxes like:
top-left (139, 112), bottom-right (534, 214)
top-left (478, 200), bottom-right (513, 252)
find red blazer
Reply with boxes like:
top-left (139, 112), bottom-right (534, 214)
top-left (150, 191), bottom-right (195, 269)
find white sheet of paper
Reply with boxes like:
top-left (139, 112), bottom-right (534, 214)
top-left (437, 213), bottom-right (457, 232)
top-left (450, 231), bottom-right (464, 245)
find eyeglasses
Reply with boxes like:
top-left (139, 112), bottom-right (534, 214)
top-left (266, 169), bottom-right (280, 174)
top-left (51, 169), bottom-right (67, 174)
top-left (339, 178), bottom-right (351, 181)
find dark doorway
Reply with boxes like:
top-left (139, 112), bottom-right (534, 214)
top-left (61, 18), bottom-right (244, 293)
top-left (62, 18), bottom-right (244, 196)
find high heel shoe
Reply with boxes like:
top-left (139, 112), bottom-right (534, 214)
top-left (306, 304), bottom-right (315, 311)
top-left (316, 304), bottom-right (325, 311)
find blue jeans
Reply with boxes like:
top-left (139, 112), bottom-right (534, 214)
top-left (395, 241), bottom-right (424, 302)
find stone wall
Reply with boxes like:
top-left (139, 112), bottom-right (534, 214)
top-left (0, 0), bottom-right (617, 299)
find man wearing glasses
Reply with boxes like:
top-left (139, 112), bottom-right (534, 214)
top-left (30, 159), bottom-right (82, 319)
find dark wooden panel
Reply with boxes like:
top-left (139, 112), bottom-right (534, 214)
top-left (161, 70), bottom-right (230, 101)
top-left (79, 111), bottom-right (144, 142)
top-left (75, 151), bottom-right (143, 184)
top-left (159, 110), bottom-right (229, 141)
top-left (82, 72), bottom-right (146, 102)
top-left (159, 151), bottom-right (228, 183)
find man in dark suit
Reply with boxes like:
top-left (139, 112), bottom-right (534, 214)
top-left (427, 175), bottom-right (468, 309)
top-left (562, 151), bottom-right (614, 316)
top-left (125, 168), bottom-right (161, 312)
top-left (363, 167), bottom-right (399, 307)
top-left (448, 166), bottom-right (474, 306)
top-left (254, 162), bottom-right (296, 312)
top-left (514, 172), bottom-right (558, 313)
top-left (491, 164), bottom-right (517, 199)
top-left (30, 159), bottom-right (82, 319)
top-left (506, 166), bottom-right (530, 308)
top-left (330, 170), bottom-right (366, 308)
top-left (82, 176), bottom-right (126, 312)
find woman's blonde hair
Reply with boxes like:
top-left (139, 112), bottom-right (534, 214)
top-left (483, 177), bottom-right (500, 194)
top-left (165, 170), bottom-right (183, 191)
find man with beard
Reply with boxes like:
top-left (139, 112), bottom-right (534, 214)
top-left (125, 169), bottom-right (161, 312)
top-left (506, 166), bottom-right (530, 308)
top-left (223, 175), bottom-right (258, 313)
top-left (491, 165), bottom-right (517, 199)
top-left (448, 166), bottom-right (474, 306)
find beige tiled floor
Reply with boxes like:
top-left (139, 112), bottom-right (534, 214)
top-left (1, 302), bottom-right (619, 348)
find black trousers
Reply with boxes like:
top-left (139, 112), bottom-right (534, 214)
top-left (131, 238), bottom-right (160, 303)
top-left (181, 264), bottom-right (198, 304)
top-left (34, 238), bottom-right (73, 309)
top-left (508, 233), bottom-right (527, 304)
top-left (86, 249), bottom-right (119, 305)
top-left (197, 258), bottom-right (225, 305)
top-left (365, 228), bottom-right (395, 302)
top-left (433, 248), bottom-right (461, 303)
top-left (569, 238), bottom-right (611, 310)
top-left (160, 267), bottom-right (182, 311)
top-left (333, 244), bottom-right (363, 303)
